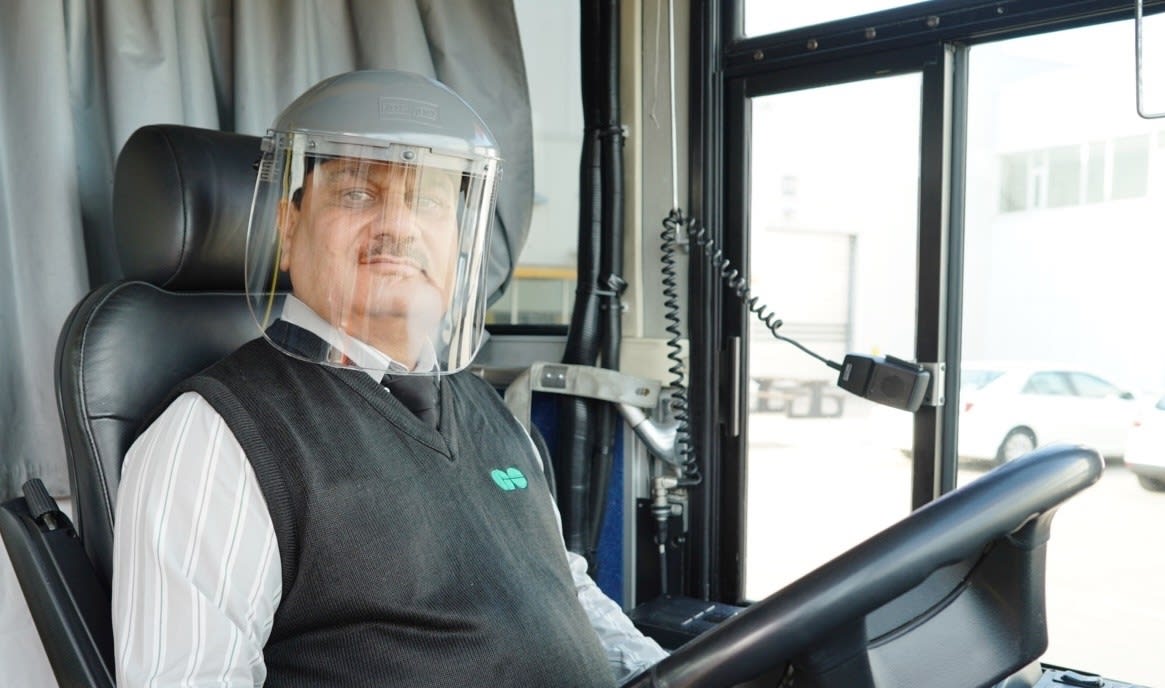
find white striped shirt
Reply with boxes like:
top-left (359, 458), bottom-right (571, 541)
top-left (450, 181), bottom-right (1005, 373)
top-left (112, 299), bottom-right (666, 687)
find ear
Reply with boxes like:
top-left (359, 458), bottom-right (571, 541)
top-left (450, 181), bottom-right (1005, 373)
top-left (276, 198), bottom-right (299, 272)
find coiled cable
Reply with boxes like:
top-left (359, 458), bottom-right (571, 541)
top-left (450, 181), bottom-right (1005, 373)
top-left (687, 219), bottom-right (842, 373)
top-left (661, 208), bottom-right (699, 485)
top-left (659, 208), bottom-right (845, 489)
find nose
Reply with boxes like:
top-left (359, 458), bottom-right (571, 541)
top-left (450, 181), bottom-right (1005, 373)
top-left (372, 191), bottom-right (419, 240)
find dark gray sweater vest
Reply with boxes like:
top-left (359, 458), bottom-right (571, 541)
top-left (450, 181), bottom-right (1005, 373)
top-left (175, 336), bottom-right (613, 687)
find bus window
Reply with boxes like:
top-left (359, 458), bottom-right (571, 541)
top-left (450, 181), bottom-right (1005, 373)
top-left (962, 20), bottom-right (1165, 685)
top-left (743, 74), bottom-right (921, 600)
top-left (743, 0), bottom-right (937, 38)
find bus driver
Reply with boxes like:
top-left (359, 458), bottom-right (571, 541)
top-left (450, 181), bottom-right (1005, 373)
top-left (111, 69), bottom-right (666, 687)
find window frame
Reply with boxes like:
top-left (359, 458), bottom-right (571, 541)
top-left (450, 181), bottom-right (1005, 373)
top-left (696, 0), bottom-right (1165, 604)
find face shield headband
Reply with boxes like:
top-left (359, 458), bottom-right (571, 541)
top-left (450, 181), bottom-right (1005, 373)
top-left (245, 131), bottom-right (500, 375)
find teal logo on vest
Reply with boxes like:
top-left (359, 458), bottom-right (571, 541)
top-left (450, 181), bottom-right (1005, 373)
top-left (491, 467), bottom-right (528, 491)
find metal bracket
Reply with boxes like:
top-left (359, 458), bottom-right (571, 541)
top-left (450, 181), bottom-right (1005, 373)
top-left (920, 362), bottom-right (946, 407)
top-left (504, 362), bottom-right (661, 431)
top-left (503, 363), bottom-right (685, 465)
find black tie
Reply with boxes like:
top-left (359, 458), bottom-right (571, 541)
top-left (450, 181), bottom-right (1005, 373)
top-left (382, 374), bottom-right (439, 428)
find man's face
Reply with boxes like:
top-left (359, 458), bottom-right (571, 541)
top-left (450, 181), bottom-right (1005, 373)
top-left (278, 158), bottom-right (461, 345)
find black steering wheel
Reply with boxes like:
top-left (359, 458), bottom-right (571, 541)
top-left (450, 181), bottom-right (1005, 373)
top-left (624, 443), bottom-right (1104, 688)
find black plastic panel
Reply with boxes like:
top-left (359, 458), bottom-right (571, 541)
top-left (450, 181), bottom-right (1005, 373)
top-left (0, 496), bottom-right (114, 688)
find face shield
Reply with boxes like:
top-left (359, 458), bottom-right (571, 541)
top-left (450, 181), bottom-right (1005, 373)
top-left (246, 130), bottom-right (500, 375)
top-left (244, 70), bottom-right (501, 376)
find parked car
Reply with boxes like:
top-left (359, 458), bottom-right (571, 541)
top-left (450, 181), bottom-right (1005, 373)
top-left (957, 363), bottom-right (1142, 464)
top-left (1125, 395), bottom-right (1165, 492)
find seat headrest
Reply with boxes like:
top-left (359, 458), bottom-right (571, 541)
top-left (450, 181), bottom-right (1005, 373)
top-left (114, 124), bottom-right (289, 291)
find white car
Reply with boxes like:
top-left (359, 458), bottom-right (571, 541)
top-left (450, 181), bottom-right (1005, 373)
top-left (957, 363), bottom-right (1142, 464)
top-left (1125, 396), bottom-right (1165, 492)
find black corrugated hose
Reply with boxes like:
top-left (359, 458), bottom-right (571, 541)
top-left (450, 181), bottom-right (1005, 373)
top-left (589, 0), bottom-right (625, 567)
top-left (555, 0), bottom-right (624, 569)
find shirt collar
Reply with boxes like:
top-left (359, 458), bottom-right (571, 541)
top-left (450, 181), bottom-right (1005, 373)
top-left (279, 295), bottom-right (437, 381)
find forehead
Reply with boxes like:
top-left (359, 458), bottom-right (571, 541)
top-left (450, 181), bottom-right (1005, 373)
top-left (315, 158), bottom-right (458, 188)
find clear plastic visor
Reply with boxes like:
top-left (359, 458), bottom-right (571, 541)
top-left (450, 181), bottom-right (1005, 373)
top-left (245, 135), bottom-right (499, 375)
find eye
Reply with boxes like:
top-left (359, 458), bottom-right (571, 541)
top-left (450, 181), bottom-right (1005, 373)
top-left (339, 188), bottom-right (376, 208)
top-left (411, 178), bottom-right (457, 215)
top-left (414, 194), bottom-right (449, 212)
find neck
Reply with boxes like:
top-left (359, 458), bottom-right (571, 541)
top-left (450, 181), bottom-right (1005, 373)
top-left (346, 316), bottom-right (431, 371)
top-left (279, 297), bottom-right (432, 371)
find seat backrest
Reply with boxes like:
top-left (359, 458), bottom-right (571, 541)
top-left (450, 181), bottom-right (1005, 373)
top-left (56, 124), bottom-right (279, 589)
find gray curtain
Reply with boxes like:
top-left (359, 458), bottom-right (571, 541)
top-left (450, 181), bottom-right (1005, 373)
top-left (0, 0), bottom-right (533, 500)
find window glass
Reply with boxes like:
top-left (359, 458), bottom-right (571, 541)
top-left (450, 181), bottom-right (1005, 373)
top-left (1069, 372), bottom-right (1122, 398)
top-left (744, 74), bottom-right (921, 599)
top-left (993, 135), bottom-right (1156, 212)
top-left (1046, 145), bottom-right (1081, 208)
top-left (1022, 372), bottom-right (1072, 396)
top-left (1112, 135), bottom-right (1150, 200)
top-left (1085, 141), bottom-right (1106, 203)
top-left (491, 0), bottom-right (581, 326)
top-left (999, 152), bottom-right (1028, 211)
top-left (962, 369), bottom-right (1004, 390)
top-left (962, 20), bottom-right (1165, 685)
top-left (743, 0), bottom-right (935, 37)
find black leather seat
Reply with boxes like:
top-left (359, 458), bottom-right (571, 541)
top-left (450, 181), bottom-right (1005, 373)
top-left (0, 124), bottom-right (273, 687)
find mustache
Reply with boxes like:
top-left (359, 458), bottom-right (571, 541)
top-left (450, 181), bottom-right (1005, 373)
top-left (361, 236), bottom-right (430, 272)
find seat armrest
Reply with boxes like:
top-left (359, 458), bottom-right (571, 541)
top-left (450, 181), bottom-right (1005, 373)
top-left (0, 486), bottom-right (115, 688)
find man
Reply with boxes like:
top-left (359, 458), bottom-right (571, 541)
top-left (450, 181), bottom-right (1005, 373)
top-left (112, 70), bottom-right (665, 687)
